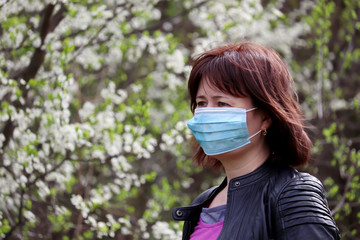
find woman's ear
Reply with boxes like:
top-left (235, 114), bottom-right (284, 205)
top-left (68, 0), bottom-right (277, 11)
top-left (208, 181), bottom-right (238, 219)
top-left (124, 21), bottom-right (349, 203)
top-left (260, 110), bottom-right (272, 130)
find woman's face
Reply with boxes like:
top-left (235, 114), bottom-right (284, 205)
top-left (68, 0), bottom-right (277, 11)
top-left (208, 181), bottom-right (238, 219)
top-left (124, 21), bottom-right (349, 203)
top-left (195, 78), bottom-right (268, 156)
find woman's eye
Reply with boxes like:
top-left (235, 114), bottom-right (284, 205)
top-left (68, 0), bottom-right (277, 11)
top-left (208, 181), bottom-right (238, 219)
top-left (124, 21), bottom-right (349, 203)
top-left (196, 101), bottom-right (207, 107)
top-left (218, 102), bottom-right (229, 107)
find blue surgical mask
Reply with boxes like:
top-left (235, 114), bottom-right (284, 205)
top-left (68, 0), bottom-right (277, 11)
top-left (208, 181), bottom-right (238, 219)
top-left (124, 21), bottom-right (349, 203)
top-left (187, 107), bottom-right (261, 155)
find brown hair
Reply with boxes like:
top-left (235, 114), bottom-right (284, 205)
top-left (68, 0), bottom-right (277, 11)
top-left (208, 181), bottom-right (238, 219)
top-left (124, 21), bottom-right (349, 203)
top-left (188, 41), bottom-right (312, 170)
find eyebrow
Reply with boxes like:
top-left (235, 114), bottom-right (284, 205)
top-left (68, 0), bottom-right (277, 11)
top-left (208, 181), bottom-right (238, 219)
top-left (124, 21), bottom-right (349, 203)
top-left (196, 95), bottom-right (230, 99)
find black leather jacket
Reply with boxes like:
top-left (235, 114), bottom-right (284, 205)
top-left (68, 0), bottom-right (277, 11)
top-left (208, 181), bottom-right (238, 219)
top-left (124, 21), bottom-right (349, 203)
top-left (172, 161), bottom-right (341, 239)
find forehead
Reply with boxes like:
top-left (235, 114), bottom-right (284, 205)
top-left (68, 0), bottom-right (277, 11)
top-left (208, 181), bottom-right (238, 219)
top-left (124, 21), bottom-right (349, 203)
top-left (196, 77), bottom-right (248, 97)
top-left (196, 78), bottom-right (222, 96)
top-left (196, 78), bottom-right (254, 108)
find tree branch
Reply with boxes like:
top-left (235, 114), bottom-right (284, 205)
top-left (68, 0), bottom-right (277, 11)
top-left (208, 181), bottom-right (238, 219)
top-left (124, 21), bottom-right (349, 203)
top-left (331, 173), bottom-right (352, 216)
top-left (0, 119), bottom-right (15, 151)
top-left (0, 0), bottom-right (11, 9)
top-left (27, 150), bottom-right (70, 188)
top-left (4, 189), bottom-right (25, 240)
top-left (2, 2), bottom-right (68, 152)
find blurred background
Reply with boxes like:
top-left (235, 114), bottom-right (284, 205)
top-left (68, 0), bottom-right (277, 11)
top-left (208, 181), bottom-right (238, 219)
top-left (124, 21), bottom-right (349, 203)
top-left (0, 0), bottom-right (359, 239)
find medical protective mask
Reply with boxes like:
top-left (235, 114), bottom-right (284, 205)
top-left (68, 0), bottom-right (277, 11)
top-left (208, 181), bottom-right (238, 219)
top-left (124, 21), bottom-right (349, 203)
top-left (187, 107), bottom-right (261, 155)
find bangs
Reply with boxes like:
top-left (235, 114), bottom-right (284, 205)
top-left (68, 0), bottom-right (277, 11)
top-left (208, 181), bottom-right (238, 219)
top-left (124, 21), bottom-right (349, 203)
top-left (200, 53), bottom-right (250, 98)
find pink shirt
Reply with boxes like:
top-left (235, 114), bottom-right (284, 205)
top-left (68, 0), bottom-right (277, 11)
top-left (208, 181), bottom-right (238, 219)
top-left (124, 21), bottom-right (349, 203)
top-left (189, 218), bottom-right (224, 240)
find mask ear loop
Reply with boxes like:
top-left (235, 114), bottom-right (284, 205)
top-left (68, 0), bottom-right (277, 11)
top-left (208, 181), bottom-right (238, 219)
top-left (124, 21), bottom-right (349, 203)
top-left (247, 129), bottom-right (262, 140)
top-left (245, 107), bottom-right (260, 140)
top-left (245, 107), bottom-right (257, 112)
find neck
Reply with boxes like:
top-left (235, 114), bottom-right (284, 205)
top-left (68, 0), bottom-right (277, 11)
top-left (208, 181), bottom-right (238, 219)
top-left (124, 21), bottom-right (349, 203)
top-left (207, 141), bottom-right (271, 208)
top-left (217, 142), bottom-right (271, 182)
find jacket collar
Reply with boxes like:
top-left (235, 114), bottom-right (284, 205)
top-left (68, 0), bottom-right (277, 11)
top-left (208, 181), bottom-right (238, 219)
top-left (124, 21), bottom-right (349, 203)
top-left (172, 159), bottom-right (275, 221)
top-left (227, 159), bottom-right (273, 191)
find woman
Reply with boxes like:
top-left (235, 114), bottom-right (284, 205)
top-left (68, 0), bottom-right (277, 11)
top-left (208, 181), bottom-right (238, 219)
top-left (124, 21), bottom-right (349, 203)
top-left (172, 42), bottom-right (340, 239)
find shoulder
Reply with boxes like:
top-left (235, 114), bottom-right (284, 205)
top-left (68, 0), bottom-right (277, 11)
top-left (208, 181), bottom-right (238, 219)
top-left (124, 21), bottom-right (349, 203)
top-left (268, 165), bottom-right (325, 200)
top-left (278, 170), bottom-right (326, 202)
top-left (273, 170), bottom-right (340, 238)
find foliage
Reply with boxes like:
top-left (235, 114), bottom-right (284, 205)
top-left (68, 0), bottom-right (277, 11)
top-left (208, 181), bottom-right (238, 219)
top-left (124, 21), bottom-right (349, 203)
top-left (302, 0), bottom-right (360, 238)
top-left (0, 0), bottom-right (358, 239)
